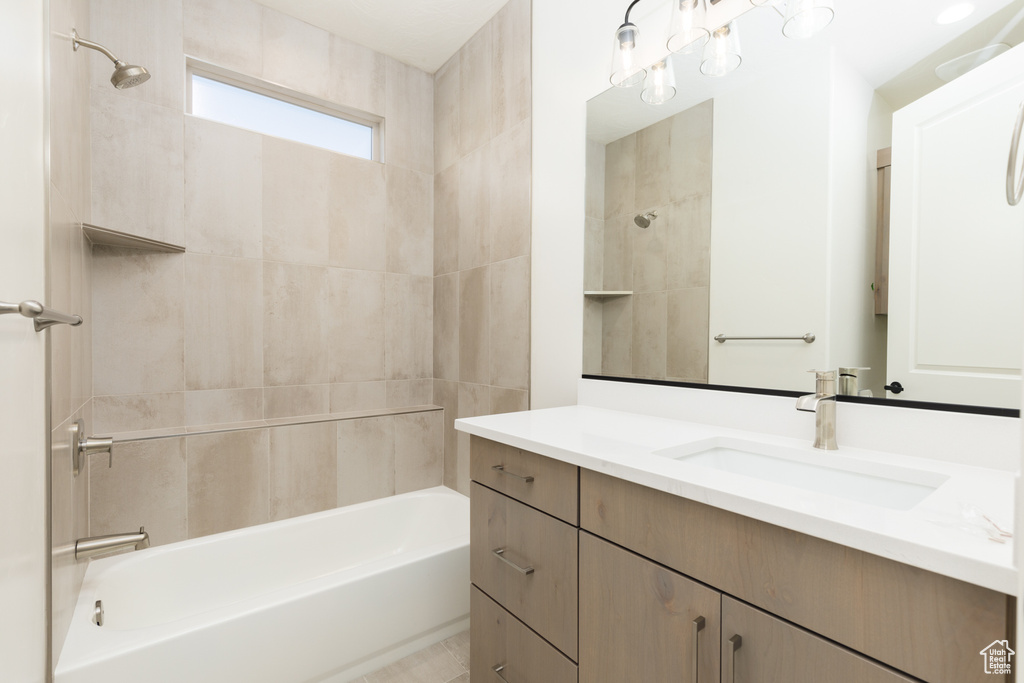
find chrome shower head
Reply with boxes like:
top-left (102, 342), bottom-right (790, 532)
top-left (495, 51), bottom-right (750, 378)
top-left (72, 29), bottom-right (150, 90)
top-left (634, 211), bottom-right (658, 229)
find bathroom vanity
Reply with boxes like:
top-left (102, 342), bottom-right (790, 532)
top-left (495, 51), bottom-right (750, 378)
top-left (459, 404), bottom-right (1015, 683)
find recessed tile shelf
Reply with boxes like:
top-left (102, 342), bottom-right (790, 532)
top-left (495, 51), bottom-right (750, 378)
top-left (82, 223), bottom-right (186, 253)
top-left (584, 291), bottom-right (633, 299)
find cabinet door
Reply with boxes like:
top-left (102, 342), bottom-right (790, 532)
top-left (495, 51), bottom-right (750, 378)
top-left (721, 597), bottom-right (919, 683)
top-left (579, 533), bottom-right (721, 683)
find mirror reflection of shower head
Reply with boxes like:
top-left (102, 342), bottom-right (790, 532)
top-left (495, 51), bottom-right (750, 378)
top-left (634, 211), bottom-right (658, 228)
top-left (71, 29), bottom-right (150, 89)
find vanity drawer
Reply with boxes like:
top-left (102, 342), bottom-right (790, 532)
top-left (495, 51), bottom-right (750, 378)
top-left (471, 482), bottom-right (579, 660)
top-left (471, 435), bottom-right (579, 524)
top-left (580, 469), bottom-right (1011, 683)
top-left (472, 586), bottom-right (578, 683)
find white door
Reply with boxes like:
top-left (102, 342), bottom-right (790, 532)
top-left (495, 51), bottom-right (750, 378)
top-left (887, 43), bottom-right (1024, 408)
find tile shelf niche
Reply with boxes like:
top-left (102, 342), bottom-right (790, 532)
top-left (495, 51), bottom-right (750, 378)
top-left (82, 223), bottom-right (185, 253)
top-left (583, 291), bottom-right (633, 299)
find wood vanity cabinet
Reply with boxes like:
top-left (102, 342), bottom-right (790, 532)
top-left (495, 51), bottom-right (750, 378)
top-left (469, 438), bottom-right (1013, 683)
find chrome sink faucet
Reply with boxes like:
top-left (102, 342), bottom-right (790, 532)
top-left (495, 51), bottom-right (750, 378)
top-left (796, 370), bottom-right (838, 450)
top-left (75, 527), bottom-right (150, 561)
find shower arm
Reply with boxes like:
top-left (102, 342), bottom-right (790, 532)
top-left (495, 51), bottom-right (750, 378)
top-left (71, 29), bottom-right (122, 66)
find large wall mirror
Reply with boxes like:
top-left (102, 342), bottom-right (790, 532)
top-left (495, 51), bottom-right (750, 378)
top-left (584, 0), bottom-right (1024, 411)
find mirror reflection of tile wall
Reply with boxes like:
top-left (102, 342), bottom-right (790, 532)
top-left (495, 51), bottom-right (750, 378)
top-left (584, 100), bottom-right (713, 382)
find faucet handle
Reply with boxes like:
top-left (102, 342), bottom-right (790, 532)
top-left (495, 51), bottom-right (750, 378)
top-left (806, 369), bottom-right (836, 380)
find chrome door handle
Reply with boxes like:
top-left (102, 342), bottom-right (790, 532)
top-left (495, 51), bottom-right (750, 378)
top-left (727, 634), bottom-right (742, 683)
top-left (492, 547), bottom-right (534, 575)
top-left (492, 664), bottom-right (510, 682)
top-left (1009, 101), bottom-right (1024, 206)
top-left (692, 616), bottom-right (705, 683)
top-left (491, 465), bottom-right (534, 483)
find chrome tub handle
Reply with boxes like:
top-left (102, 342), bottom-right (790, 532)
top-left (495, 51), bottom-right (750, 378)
top-left (1009, 101), bottom-right (1024, 207)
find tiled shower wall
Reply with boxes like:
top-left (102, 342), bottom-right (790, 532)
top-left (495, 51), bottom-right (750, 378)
top-left (432, 0), bottom-right (532, 496)
top-left (584, 100), bottom-right (713, 382)
top-left (89, 0), bottom-right (434, 434)
top-left (49, 0), bottom-right (94, 663)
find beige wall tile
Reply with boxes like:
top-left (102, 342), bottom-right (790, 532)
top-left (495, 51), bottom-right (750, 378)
top-left (386, 58), bottom-right (433, 174)
top-left (386, 166), bottom-right (433, 276)
top-left (433, 272), bottom-right (459, 382)
top-left (187, 429), bottom-right (269, 537)
top-left (337, 416), bottom-right (395, 506)
top-left (456, 382), bottom-right (489, 495)
top-left (631, 208), bottom-right (668, 293)
top-left (263, 384), bottom-right (329, 419)
top-left (603, 215), bottom-right (634, 292)
top-left (385, 274), bottom-right (432, 380)
top-left (585, 138), bottom-right (606, 220)
top-left (92, 247), bottom-right (184, 396)
top-left (328, 154), bottom-right (386, 271)
top-left (330, 381), bottom-right (387, 413)
top-left (490, 0), bottom-right (531, 137)
top-left (263, 262), bottom-right (329, 386)
top-left (666, 194), bottom-right (712, 290)
top-left (185, 388), bottom-right (263, 427)
top-left (632, 291), bottom-right (668, 379)
top-left (433, 55), bottom-right (460, 174)
top-left (489, 256), bottom-right (529, 390)
top-left (432, 379), bottom-right (458, 490)
top-left (601, 296), bottom-right (633, 377)
top-left (328, 268), bottom-right (385, 382)
top-left (50, 419), bottom-right (76, 666)
top-left (458, 266), bottom-right (489, 385)
top-left (262, 137), bottom-right (330, 265)
top-left (50, 16), bottom-right (90, 222)
top-left (670, 99), bottom-right (713, 203)
top-left (269, 422), bottom-right (337, 521)
top-left (261, 8), bottom-right (329, 99)
top-left (91, 90), bottom-right (184, 245)
top-left (457, 144), bottom-right (490, 270)
top-left (49, 191), bottom-right (74, 426)
top-left (183, 0), bottom-right (263, 76)
top-left (583, 298), bottom-right (604, 375)
top-left (394, 411), bottom-right (443, 493)
top-left (490, 386), bottom-right (528, 415)
top-left (459, 24), bottom-right (492, 157)
top-left (584, 216), bottom-right (604, 291)
top-left (184, 117), bottom-right (263, 259)
top-left (386, 380), bottom-right (434, 408)
top-left (74, 233), bottom-right (93, 413)
top-left (433, 162), bottom-right (459, 276)
top-left (634, 116), bottom-right (673, 211)
top-left (668, 287), bottom-right (710, 381)
top-left (328, 35), bottom-right (386, 116)
top-left (93, 393), bottom-right (186, 434)
top-left (489, 119), bottom-right (531, 262)
top-left (604, 133), bottom-right (635, 219)
top-left (89, 0), bottom-right (183, 110)
top-left (90, 437), bottom-right (187, 547)
top-left (185, 253), bottom-right (263, 391)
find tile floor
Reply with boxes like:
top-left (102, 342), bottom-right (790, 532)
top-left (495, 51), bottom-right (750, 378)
top-left (360, 630), bottom-right (470, 682)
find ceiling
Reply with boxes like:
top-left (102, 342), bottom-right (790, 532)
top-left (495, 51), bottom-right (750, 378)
top-left (253, 0), bottom-right (511, 73)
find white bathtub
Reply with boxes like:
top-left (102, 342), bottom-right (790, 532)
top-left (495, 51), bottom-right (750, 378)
top-left (55, 486), bottom-right (469, 683)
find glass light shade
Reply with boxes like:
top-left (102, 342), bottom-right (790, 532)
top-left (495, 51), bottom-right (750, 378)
top-left (610, 23), bottom-right (646, 87)
top-left (782, 0), bottom-right (835, 39)
top-left (700, 23), bottom-right (742, 77)
top-left (641, 60), bottom-right (677, 105)
top-left (748, 0), bottom-right (783, 6)
top-left (667, 0), bottom-right (710, 55)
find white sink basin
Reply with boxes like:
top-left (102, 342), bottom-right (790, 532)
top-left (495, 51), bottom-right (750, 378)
top-left (653, 438), bottom-right (949, 511)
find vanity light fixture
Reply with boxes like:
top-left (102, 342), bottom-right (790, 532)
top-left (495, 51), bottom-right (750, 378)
top-left (641, 60), bottom-right (677, 104)
top-left (700, 23), bottom-right (742, 77)
top-left (667, 0), bottom-right (710, 54)
top-left (610, 0), bottom-right (649, 87)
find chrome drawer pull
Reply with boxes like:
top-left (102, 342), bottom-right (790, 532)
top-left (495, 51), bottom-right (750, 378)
top-left (727, 634), bottom-right (742, 683)
top-left (491, 465), bottom-right (534, 483)
top-left (692, 616), bottom-right (705, 683)
top-left (492, 664), bottom-right (510, 682)
top-left (492, 547), bottom-right (535, 575)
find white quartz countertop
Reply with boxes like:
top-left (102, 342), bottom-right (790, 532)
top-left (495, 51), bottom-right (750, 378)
top-left (455, 405), bottom-right (1017, 595)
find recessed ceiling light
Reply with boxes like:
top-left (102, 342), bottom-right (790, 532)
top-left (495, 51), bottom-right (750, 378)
top-left (936, 3), bottom-right (975, 25)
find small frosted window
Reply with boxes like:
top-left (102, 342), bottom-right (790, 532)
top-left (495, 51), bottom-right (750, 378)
top-left (190, 74), bottom-right (374, 159)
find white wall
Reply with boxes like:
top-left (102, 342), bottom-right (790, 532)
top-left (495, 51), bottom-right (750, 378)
top-left (0, 0), bottom-right (50, 680)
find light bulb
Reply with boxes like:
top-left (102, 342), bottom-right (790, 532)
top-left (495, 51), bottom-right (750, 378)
top-left (700, 23), bottom-right (742, 77)
top-left (610, 22), bottom-right (645, 88)
top-left (667, 0), bottom-right (710, 55)
top-left (641, 61), bottom-right (677, 105)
